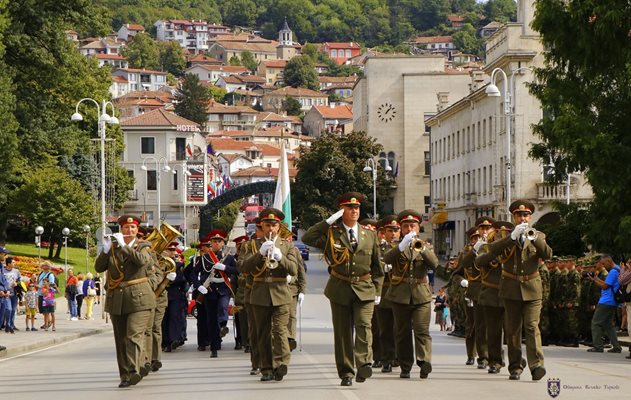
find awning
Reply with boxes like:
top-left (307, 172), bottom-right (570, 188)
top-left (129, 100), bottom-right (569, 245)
top-left (431, 212), bottom-right (448, 225)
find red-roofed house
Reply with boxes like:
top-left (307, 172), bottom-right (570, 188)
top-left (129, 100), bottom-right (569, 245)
top-left (231, 166), bottom-right (297, 186)
top-left (447, 15), bottom-right (465, 29)
top-left (184, 64), bottom-right (249, 84)
top-left (216, 74), bottom-right (266, 92)
top-left (208, 137), bottom-right (282, 168)
top-left (79, 38), bottom-right (122, 56)
top-left (154, 19), bottom-right (210, 54)
top-left (95, 53), bottom-right (128, 69)
top-left (263, 86), bottom-right (328, 112)
top-left (411, 36), bottom-right (454, 56)
top-left (257, 59), bottom-right (289, 85)
top-left (114, 90), bottom-right (175, 120)
top-left (117, 24), bottom-right (145, 42)
top-left (120, 108), bottom-right (208, 230)
top-left (112, 68), bottom-right (168, 93)
top-left (303, 104), bottom-right (353, 137)
top-left (187, 53), bottom-right (222, 68)
top-left (206, 101), bottom-right (258, 132)
top-left (320, 42), bottom-right (362, 64)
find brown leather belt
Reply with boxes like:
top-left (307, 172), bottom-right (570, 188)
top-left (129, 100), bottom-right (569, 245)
top-left (392, 275), bottom-right (428, 285)
top-left (502, 270), bottom-right (540, 282)
top-left (481, 280), bottom-right (500, 290)
top-left (330, 270), bottom-right (371, 283)
top-left (117, 277), bottom-right (148, 288)
top-left (253, 277), bottom-right (288, 283)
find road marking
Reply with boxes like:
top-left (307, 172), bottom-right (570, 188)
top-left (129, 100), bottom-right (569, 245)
top-left (301, 350), bottom-right (363, 400)
top-left (0, 335), bottom-right (93, 362)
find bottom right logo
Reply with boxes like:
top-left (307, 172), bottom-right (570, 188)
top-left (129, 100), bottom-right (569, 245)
top-left (547, 378), bottom-right (561, 398)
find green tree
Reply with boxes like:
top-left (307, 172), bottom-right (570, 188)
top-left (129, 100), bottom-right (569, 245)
top-left (240, 50), bottom-right (258, 73)
top-left (294, 131), bottom-right (393, 227)
top-left (529, 0), bottom-right (631, 254)
top-left (121, 32), bottom-right (161, 70)
top-left (175, 73), bottom-right (211, 127)
top-left (452, 23), bottom-right (482, 56)
top-left (220, 0), bottom-right (258, 27)
top-left (282, 96), bottom-right (303, 117)
top-left (159, 40), bottom-right (186, 76)
top-left (209, 85), bottom-right (227, 103)
top-left (483, 0), bottom-right (517, 23)
top-left (229, 55), bottom-right (242, 66)
top-left (283, 55), bottom-right (319, 90)
top-left (534, 203), bottom-right (589, 258)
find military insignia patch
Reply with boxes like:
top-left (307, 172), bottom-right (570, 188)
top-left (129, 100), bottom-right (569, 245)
top-left (547, 378), bottom-right (561, 398)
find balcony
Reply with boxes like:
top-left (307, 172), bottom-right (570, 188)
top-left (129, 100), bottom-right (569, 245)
top-left (128, 189), bottom-right (139, 201)
top-left (222, 119), bottom-right (256, 126)
top-left (536, 182), bottom-right (572, 201)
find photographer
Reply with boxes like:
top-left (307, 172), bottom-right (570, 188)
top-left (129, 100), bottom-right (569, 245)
top-left (586, 255), bottom-right (622, 353)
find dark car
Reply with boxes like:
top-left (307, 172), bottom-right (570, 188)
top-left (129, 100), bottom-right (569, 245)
top-left (293, 240), bottom-right (309, 261)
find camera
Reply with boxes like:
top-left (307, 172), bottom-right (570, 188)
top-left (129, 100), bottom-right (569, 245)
top-left (581, 271), bottom-right (595, 278)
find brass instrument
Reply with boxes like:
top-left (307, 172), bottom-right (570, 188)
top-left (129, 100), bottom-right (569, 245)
top-left (147, 222), bottom-right (182, 296)
top-left (523, 225), bottom-right (538, 241)
top-left (265, 233), bottom-right (279, 269)
top-left (402, 233), bottom-right (426, 260)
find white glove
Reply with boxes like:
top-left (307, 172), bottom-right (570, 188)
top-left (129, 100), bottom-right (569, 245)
top-left (286, 274), bottom-right (293, 284)
top-left (510, 223), bottom-right (528, 240)
top-left (229, 297), bottom-right (235, 307)
top-left (298, 293), bottom-right (305, 305)
top-left (398, 231), bottom-right (417, 252)
top-left (460, 279), bottom-right (469, 288)
top-left (112, 232), bottom-right (126, 247)
top-left (272, 247), bottom-right (282, 261)
top-left (166, 272), bottom-right (177, 281)
top-left (102, 236), bottom-right (112, 254)
top-left (375, 296), bottom-right (381, 305)
top-left (214, 262), bottom-right (226, 271)
top-left (473, 240), bottom-right (485, 253)
top-left (259, 240), bottom-right (275, 256)
top-left (383, 264), bottom-right (393, 273)
top-left (197, 285), bottom-right (208, 294)
top-left (326, 209), bottom-right (345, 225)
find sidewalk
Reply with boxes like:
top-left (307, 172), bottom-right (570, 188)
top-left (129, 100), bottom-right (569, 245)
top-left (0, 294), bottom-right (111, 359)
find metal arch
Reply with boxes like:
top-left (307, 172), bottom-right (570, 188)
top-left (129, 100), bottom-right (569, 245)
top-left (198, 181), bottom-right (277, 239)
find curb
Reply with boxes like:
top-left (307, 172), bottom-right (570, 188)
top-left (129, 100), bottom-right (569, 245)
top-left (0, 327), bottom-right (110, 359)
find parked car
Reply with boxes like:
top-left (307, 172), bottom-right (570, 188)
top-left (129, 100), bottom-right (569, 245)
top-left (187, 299), bottom-right (198, 318)
top-left (293, 240), bottom-right (309, 261)
top-left (246, 223), bottom-right (256, 237)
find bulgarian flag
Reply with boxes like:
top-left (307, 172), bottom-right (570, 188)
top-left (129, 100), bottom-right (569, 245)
top-left (186, 143), bottom-right (193, 157)
top-left (273, 140), bottom-right (292, 231)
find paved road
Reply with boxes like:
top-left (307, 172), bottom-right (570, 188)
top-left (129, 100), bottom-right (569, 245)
top-left (1, 255), bottom-right (629, 400)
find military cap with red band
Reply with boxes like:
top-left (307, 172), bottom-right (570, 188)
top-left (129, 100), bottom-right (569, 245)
top-left (118, 215), bottom-right (141, 227)
top-left (336, 191), bottom-right (366, 207)
top-left (509, 199), bottom-right (535, 214)
top-left (379, 215), bottom-right (400, 230)
top-left (397, 209), bottom-right (422, 224)
top-left (233, 235), bottom-right (249, 245)
top-left (259, 207), bottom-right (285, 222)
top-left (466, 227), bottom-right (480, 238)
top-left (492, 221), bottom-right (515, 231)
top-left (475, 216), bottom-right (496, 227)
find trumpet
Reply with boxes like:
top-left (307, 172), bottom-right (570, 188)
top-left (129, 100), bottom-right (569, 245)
top-left (265, 233), bottom-right (279, 269)
top-left (523, 225), bottom-right (538, 242)
top-left (411, 238), bottom-right (426, 252)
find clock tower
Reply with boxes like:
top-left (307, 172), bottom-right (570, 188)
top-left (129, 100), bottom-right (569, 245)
top-left (276, 18), bottom-right (297, 60)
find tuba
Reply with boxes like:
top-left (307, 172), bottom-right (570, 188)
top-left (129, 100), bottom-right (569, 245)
top-left (147, 222), bottom-right (182, 296)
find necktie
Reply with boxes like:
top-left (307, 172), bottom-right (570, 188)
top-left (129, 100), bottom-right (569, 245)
top-left (349, 228), bottom-right (357, 252)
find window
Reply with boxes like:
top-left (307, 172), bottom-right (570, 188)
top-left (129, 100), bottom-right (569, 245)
top-left (173, 170), bottom-right (178, 191)
top-left (127, 170), bottom-right (134, 179)
top-left (175, 137), bottom-right (186, 160)
top-left (141, 137), bottom-right (155, 154)
top-left (146, 170), bottom-right (157, 190)
top-left (331, 50), bottom-right (337, 58)
top-left (424, 152), bottom-right (430, 175)
top-left (345, 49), bottom-right (351, 58)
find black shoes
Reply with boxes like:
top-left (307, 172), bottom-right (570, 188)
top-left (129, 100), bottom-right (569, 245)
top-left (139, 364), bottom-right (150, 377)
top-left (129, 373), bottom-right (142, 385)
top-left (234, 343), bottom-right (243, 350)
top-left (372, 360), bottom-right (382, 368)
top-left (220, 326), bottom-right (229, 338)
top-left (531, 366), bottom-right (546, 381)
top-left (400, 370), bottom-right (411, 379)
top-left (509, 371), bottom-right (521, 380)
top-left (244, 345), bottom-right (251, 353)
top-left (381, 363), bottom-right (392, 373)
top-left (210, 350), bottom-right (218, 358)
top-left (0, 345), bottom-right (6, 352)
top-left (465, 357), bottom-right (475, 365)
top-left (340, 377), bottom-right (353, 386)
top-left (151, 360), bottom-right (162, 372)
top-left (356, 363), bottom-right (372, 382)
top-left (118, 381), bottom-right (131, 388)
top-left (607, 347), bottom-right (622, 353)
top-left (418, 361), bottom-right (432, 379)
top-left (260, 372), bottom-right (274, 382)
top-left (477, 360), bottom-right (488, 369)
top-left (197, 345), bottom-right (208, 351)
top-left (288, 338), bottom-right (297, 351)
top-left (250, 367), bottom-right (260, 375)
top-left (587, 347), bottom-right (604, 353)
top-left (488, 366), bottom-right (500, 374)
top-left (274, 364), bottom-right (288, 381)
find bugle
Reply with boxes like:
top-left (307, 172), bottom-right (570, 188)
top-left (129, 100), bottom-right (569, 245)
top-left (265, 233), bottom-right (279, 269)
top-left (522, 224), bottom-right (538, 242)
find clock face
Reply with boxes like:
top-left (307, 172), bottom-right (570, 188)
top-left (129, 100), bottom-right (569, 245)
top-left (377, 102), bottom-right (396, 122)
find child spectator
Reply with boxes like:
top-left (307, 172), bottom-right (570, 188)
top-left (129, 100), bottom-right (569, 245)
top-left (24, 283), bottom-right (39, 331)
top-left (41, 279), bottom-right (56, 331)
top-left (434, 287), bottom-right (448, 331)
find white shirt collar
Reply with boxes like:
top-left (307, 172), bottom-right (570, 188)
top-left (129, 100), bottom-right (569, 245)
top-left (342, 222), bottom-right (358, 239)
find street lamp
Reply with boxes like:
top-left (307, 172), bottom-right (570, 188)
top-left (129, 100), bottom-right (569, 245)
top-left (35, 226), bottom-right (44, 267)
top-left (141, 156), bottom-right (171, 226)
top-left (82, 225), bottom-right (90, 273)
top-left (71, 98), bottom-right (119, 245)
top-left (363, 158), bottom-right (392, 219)
top-left (62, 227), bottom-right (70, 274)
top-left (172, 164), bottom-right (192, 246)
top-left (485, 66), bottom-right (532, 218)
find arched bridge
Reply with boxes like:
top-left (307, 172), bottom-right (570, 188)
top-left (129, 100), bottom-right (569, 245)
top-left (198, 181), bottom-right (276, 239)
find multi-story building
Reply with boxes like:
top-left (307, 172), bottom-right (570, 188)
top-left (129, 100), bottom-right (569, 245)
top-left (95, 54), bottom-right (128, 69)
top-left (184, 64), bottom-right (248, 84)
top-left (303, 104), bottom-right (353, 137)
top-left (208, 39), bottom-right (280, 64)
top-left (207, 126), bottom-right (311, 151)
top-left (353, 55), bottom-right (470, 236)
top-left (111, 68), bottom-right (168, 93)
top-left (117, 24), bottom-right (145, 42)
top-left (258, 60), bottom-right (288, 86)
top-left (410, 36), bottom-right (455, 56)
top-left (154, 19), bottom-right (210, 54)
top-left (263, 86), bottom-right (328, 112)
top-left (321, 42), bottom-right (361, 65)
top-left (206, 101), bottom-right (258, 132)
top-left (216, 74), bottom-right (266, 92)
top-left (425, 0), bottom-right (593, 256)
top-left (79, 38), bottom-right (122, 56)
top-left (114, 90), bottom-right (175, 121)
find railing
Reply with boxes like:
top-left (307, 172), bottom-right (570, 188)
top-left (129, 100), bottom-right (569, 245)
top-left (128, 189), bottom-right (139, 201)
top-left (222, 119), bottom-right (256, 125)
top-left (536, 182), bottom-right (571, 201)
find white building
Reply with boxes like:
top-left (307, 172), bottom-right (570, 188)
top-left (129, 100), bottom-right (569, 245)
top-left (111, 68), bottom-right (168, 93)
top-left (154, 19), bottom-right (210, 54)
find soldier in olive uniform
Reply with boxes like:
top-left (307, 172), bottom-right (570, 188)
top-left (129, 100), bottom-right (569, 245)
top-left (577, 259), bottom-right (596, 345)
top-left (383, 209), bottom-right (439, 379)
top-left (475, 221), bottom-right (514, 374)
top-left (242, 208), bottom-right (300, 382)
top-left (539, 258), bottom-right (552, 346)
top-left (547, 258), bottom-right (562, 345)
top-left (375, 215), bottom-right (400, 373)
top-left (360, 218), bottom-right (382, 368)
top-left (288, 250), bottom-right (307, 352)
top-left (563, 257), bottom-right (580, 347)
top-left (302, 192), bottom-right (384, 387)
top-left (232, 235), bottom-right (250, 353)
top-left (484, 200), bottom-right (552, 381)
top-left (95, 215), bottom-right (157, 388)
top-left (446, 256), bottom-right (466, 338)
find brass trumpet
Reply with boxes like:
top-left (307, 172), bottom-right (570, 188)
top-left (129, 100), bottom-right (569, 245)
top-left (411, 238), bottom-right (426, 252)
top-left (265, 233), bottom-right (279, 269)
top-left (523, 225), bottom-right (538, 242)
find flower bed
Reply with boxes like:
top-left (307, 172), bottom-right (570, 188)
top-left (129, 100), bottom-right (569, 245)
top-left (13, 255), bottom-right (64, 277)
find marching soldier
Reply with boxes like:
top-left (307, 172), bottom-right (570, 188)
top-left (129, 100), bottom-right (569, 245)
top-left (539, 258), bottom-right (552, 346)
top-left (162, 244), bottom-right (189, 352)
top-left (195, 229), bottom-right (237, 358)
top-left (475, 221), bottom-right (514, 374)
top-left (95, 215), bottom-right (156, 388)
top-left (302, 192), bottom-right (383, 387)
top-left (232, 235), bottom-right (250, 352)
top-left (287, 250), bottom-right (306, 352)
top-left (360, 218), bottom-right (382, 368)
top-left (241, 208), bottom-right (300, 382)
top-left (484, 200), bottom-right (552, 381)
top-left (446, 256), bottom-right (466, 338)
top-left (375, 215), bottom-right (400, 373)
top-left (562, 257), bottom-right (580, 347)
top-left (383, 209), bottom-right (439, 379)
